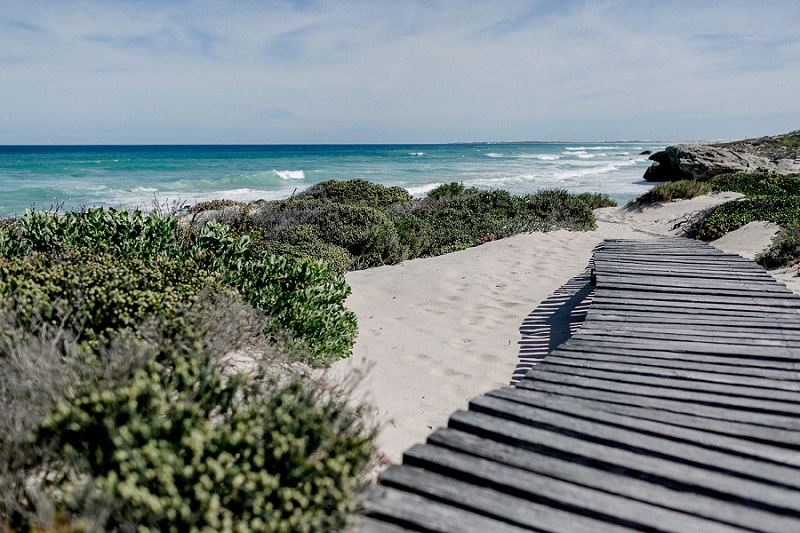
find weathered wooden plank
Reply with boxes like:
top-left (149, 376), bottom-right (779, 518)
top-left (580, 321), bottom-right (800, 342)
top-left (379, 465), bottom-right (630, 533)
top-left (558, 335), bottom-right (800, 359)
top-left (593, 288), bottom-right (800, 308)
top-left (487, 387), bottom-right (800, 468)
top-left (597, 273), bottom-right (793, 292)
top-left (442, 411), bottom-right (800, 518)
top-left (361, 487), bottom-right (533, 533)
top-left (585, 309), bottom-right (800, 329)
top-left (598, 280), bottom-right (799, 299)
top-left (427, 428), bottom-right (800, 533)
top-left (467, 395), bottom-right (800, 490)
top-left (404, 442), bottom-right (755, 533)
top-left (349, 516), bottom-right (417, 533)
top-left (522, 367), bottom-right (800, 416)
top-left (544, 354), bottom-right (800, 391)
top-left (546, 351), bottom-right (800, 387)
top-left (561, 338), bottom-right (800, 366)
top-left (595, 266), bottom-right (775, 281)
top-left (513, 379), bottom-right (800, 441)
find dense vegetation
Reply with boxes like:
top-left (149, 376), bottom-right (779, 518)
top-left (0, 207), bottom-right (374, 532)
top-left (645, 172), bottom-right (800, 267)
top-left (191, 180), bottom-right (598, 270)
top-left (634, 180), bottom-right (712, 205)
top-left (0, 179), bottom-right (601, 531)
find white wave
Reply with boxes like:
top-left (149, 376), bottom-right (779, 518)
top-left (535, 154), bottom-right (560, 160)
top-left (131, 187), bottom-right (158, 192)
top-left (274, 170), bottom-right (305, 180)
top-left (406, 183), bottom-right (443, 197)
top-left (577, 153), bottom-right (595, 159)
top-left (486, 153), bottom-right (505, 158)
top-left (409, 152), bottom-right (425, 156)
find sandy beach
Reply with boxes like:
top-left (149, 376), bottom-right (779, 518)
top-left (330, 192), bottom-right (797, 468)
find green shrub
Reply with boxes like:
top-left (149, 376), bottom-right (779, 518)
top-left (710, 172), bottom-right (800, 197)
top-left (392, 189), bottom-right (594, 257)
top-left (0, 255), bottom-right (214, 349)
top-left (192, 222), bottom-right (357, 365)
top-left (636, 180), bottom-right (712, 205)
top-left (573, 192), bottom-right (617, 209)
top-left (296, 179), bottom-right (412, 209)
top-left (248, 200), bottom-right (402, 268)
top-left (1, 297), bottom-right (375, 533)
top-left (688, 196), bottom-right (800, 240)
top-left (188, 199), bottom-right (247, 214)
top-left (258, 241), bottom-right (353, 278)
top-left (756, 219), bottom-right (800, 268)
top-left (426, 182), bottom-right (479, 201)
top-left (1, 207), bottom-right (182, 261)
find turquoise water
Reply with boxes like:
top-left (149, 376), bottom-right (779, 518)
top-left (0, 143), bottom-right (666, 216)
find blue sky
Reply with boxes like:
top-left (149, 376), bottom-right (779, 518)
top-left (1, 0), bottom-right (799, 144)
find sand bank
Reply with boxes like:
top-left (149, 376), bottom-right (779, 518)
top-left (330, 192), bottom-right (794, 467)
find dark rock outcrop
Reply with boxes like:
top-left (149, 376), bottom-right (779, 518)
top-left (644, 131), bottom-right (800, 182)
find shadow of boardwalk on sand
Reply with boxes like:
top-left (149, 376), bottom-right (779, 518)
top-left (510, 266), bottom-right (595, 385)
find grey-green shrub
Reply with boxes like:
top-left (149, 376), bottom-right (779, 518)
top-left (756, 219), bottom-right (800, 267)
top-left (1, 297), bottom-right (375, 533)
top-left (296, 179), bottom-right (412, 208)
top-left (635, 180), bottom-right (712, 205)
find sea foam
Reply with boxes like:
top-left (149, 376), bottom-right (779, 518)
top-left (274, 170), bottom-right (305, 180)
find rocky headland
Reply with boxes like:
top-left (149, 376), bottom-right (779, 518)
top-left (644, 130), bottom-right (800, 181)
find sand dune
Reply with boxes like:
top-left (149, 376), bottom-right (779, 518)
top-left (329, 193), bottom-right (795, 468)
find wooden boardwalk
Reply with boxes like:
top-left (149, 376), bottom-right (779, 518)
top-left (353, 238), bottom-right (800, 533)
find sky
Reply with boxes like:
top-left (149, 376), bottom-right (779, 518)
top-left (1, 0), bottom-right (799, 144)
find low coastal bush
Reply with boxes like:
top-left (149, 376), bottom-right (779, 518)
top-left (392, 189), bottom-right (595, 257)
top-left (0, 209), bottom-right (358, 366)
top-left (756, 219), bottom-right (800, 268)
top-left (296, 178), bottom-right (412, 208)
top-left (187, 199), bottom-right (247, 213)
top-left (573, 192), bottom-right (617, 209)
top-left (426, 182), bottom-right (479, 200)
top-left (193, 180), bottom-right (599, 267)
top-left (635, 180), bottom-right (712, 205)
top-left (710, 172), bottom-right (800, 197)
top-left (0, 296), bottom-right (375, 533)
top-left (688, 196), bottom-right (800, 240)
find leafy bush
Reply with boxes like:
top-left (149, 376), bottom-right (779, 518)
top-left (756, 219), bottom-right (800, 268)
top-left (392, 189), bottom-right (594, 257)
top-left (710, 172), bottom-right (800, 197)
top-left (296, 179), bottom-right (412, 209)
top-left (188, 199), bottom-right (247, 214)
top-left (0, 296), bottom-right (375, 533)
top-left (1, 207), bottom-right (182, 261)
top-left (573, 192), bottom-right (617, 209)
top-left (636, 180), bottom-right (712, 205)
top-left (426, 182), bottom-right (479, 201)
top-left (248, 200), bottom-right (402, 268)
top-left (192, 222), bottom-right (357, 365)
top-left (688, 196), bottom-right (800, 240)
top-left (0, 254), bottom-right (214, 349)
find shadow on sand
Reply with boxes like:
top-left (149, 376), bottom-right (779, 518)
top-left (510, 264), bottom-right (595, 385)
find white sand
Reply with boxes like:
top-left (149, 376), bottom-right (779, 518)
top-left (329, 193), bottom-right (797, 468)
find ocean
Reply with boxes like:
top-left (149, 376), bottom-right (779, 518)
top-left (0, 143), bottom-right (667, 217)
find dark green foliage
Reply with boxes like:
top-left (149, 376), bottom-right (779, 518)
top-left (426, 182), bottom-right (478, 200)
top-left (248, 200), bottom-right (402, 268)
top-left (710, 172), bottom-right (800, 197)
top-left (296, 179), bottom-right (412, 208)
top-left (573, 192), bottom-right (618, 209)
top-left (258, 241), bottom-right (353, 278)
top-left (1, 297), bottom-right (375, 533)
top-left (188, 199), bottom-right (247, 214)
top-left (756, 219), bottom-right (800, 268)
top-left (393, 189), bottom-right (595, 257)
top-left (688, 196), bottom-right (800, 240)
top-left (636, 180), bottom-right (712, 205)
